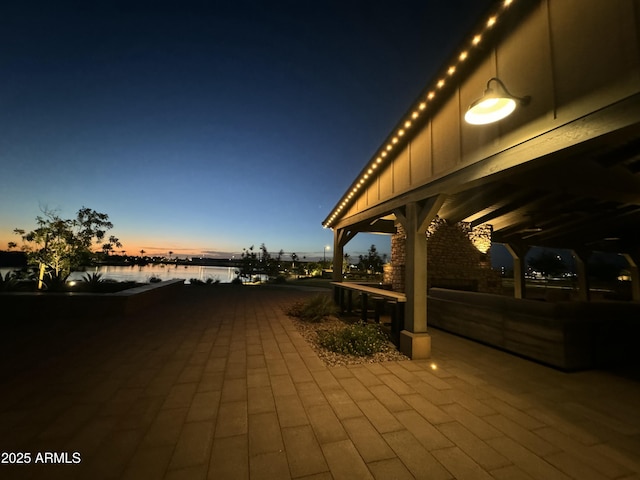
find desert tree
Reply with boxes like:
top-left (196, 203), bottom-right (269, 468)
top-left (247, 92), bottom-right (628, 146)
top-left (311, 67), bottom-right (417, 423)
top-left (102, 235), bottom-right (122, 257)
top-left (357, 244), bottom-right (386, 274)
top-left (14, 206), bottom-right (120, 289)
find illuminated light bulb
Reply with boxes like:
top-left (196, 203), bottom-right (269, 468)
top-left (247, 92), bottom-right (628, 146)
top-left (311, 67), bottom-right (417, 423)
top-left (381, 151), bottom-right (387, 157)
top-left (472, 35), bottom-right (481, 45)
top-left (447, 66), bottom-right (456, 75)
top-left (404, 120), bottom-right (412, 128)
top-left (411, 111), bottom-right (419, 119)
top-left (367, 168), bottom-right (373, 174)
top-left (465, 78), bottom-right (529, 125)
top-left (364, 174), bottom-right (369, 179)
top-left (372, 163), bottom-right (377, 169)
top-left (427, 91), bottom-right (435, 100)
top-left (504, 0), bottom-right (512, 5)
top-left (430, 363), bottom-right (437, 370)
top-left (398, 129), bottom-right (404, 136)
top-left (459, 51), bottom-right (468, 61)
top-left (437, 79), bottom-right (445, 88)
top-left (465, 97), bottom-right (516, 124)
top-left (386, 144), bottom-right (392, 151)
top-left (392, 137), bottom-right (398, 144)
top-left (487, 16), bottom-right (496, 27)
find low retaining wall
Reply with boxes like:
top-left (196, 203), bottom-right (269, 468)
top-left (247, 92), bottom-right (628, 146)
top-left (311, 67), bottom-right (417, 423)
top-left (428, 288), bottom-right (640, 370)
top-left (1, 279), bottom-right (184, 320)
top-left (0, 280), bottom-right (184, 380)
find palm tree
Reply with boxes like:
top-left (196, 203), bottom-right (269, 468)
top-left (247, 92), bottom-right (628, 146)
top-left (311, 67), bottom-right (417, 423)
top-left (140, 249), bottom-right (146, 257)
top-left (102, 243), bottom-right (113, 256)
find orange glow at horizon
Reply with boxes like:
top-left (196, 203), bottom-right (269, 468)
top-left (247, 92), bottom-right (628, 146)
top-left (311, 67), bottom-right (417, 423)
top-left (0, 233), bottom-right (240, 259)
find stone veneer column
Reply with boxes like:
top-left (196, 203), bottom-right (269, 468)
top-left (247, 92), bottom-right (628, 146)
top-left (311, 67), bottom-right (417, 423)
top-left (390, 218), bottom-right (500, 295)
top-left (390, 223), bottom-right (407, 292)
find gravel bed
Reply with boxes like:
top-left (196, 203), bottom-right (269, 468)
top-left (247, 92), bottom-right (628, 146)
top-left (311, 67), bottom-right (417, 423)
top-left (290, 315), bottom-right (409, 367)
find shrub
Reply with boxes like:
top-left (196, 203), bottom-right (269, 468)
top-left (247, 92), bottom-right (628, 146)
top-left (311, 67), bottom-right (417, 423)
top-left (81, 272), bottom-right (104, 285)
top-left (0, 271), bottom-right (19, 292)
top-left (149, 276), bottom-right (162, 283)
top-left (317, 323), bottom-right (389, 356)
top-left (44, 271), bottom-right (70, 291)
top-left (286, 294), bottom-right (338, 323)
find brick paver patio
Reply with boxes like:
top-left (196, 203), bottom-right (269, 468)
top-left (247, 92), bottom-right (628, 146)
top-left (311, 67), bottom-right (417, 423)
top-left (1, 285), bottom-right (639, 479)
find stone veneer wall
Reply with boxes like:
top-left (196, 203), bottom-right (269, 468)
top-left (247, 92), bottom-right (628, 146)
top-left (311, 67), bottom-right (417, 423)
top-left (386, 217), bottom-right (501, 294)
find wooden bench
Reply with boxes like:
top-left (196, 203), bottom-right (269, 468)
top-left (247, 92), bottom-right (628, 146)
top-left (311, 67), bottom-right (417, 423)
top-left (331, 282), bottom-right (406, 344)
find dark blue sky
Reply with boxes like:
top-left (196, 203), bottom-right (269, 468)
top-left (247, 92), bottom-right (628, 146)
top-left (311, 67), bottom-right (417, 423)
top-left (1, 0), bottom-right (493, 259)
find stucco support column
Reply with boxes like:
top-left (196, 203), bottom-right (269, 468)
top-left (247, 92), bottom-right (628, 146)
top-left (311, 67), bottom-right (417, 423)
top-left (505, 243), bottom-right (528, 299)
top-left (572, 249), bottom-right (591, 302)
top-left (394, 195), bottom-right (445, 359)
top-left (622, 252), bottom-right (640, 302)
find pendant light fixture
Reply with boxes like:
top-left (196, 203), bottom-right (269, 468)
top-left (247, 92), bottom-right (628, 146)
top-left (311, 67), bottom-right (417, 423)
top-left (464, 77), bottom-right (530, 125)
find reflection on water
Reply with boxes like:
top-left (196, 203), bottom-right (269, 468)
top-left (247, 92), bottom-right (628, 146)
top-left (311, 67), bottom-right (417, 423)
top-left (1, 264), bottom-right (239, 284)
top-left (71, 264), bottom-right (239, 284)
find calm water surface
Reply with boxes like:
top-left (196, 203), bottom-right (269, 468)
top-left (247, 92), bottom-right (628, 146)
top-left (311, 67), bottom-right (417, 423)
top-left (1, 264), bottom-right (239, 284)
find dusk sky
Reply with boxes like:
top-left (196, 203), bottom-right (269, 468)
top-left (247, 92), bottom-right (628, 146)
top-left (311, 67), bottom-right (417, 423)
top-left (1, 0), bottom-right (492, 260)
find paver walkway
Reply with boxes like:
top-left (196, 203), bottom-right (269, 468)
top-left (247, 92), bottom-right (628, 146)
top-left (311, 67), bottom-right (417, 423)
top-left (1, 285), bottom-right (639, 480)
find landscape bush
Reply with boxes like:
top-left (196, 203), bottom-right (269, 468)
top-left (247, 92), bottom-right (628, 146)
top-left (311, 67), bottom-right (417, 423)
top-left (0, 271), bottom-right (20, 292)
top-left (81, 272), bottom-right (104, 285)
top-left (317, 322), bottom-right (389, 356)
top-left (286, 294), bottom-right (338, 323)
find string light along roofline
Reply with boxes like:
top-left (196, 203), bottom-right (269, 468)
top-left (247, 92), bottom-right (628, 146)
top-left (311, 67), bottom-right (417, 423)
top-left (323, 0), bottom-right (516, 229)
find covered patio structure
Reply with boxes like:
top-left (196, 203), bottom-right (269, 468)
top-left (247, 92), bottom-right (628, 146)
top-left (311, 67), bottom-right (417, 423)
top-left (323, 0), bottom-right (640, 363)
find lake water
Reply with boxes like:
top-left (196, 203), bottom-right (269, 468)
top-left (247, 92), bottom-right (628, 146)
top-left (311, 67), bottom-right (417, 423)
top-left (1, 264), bottom-right (242, 284)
